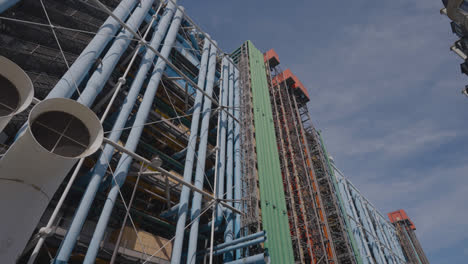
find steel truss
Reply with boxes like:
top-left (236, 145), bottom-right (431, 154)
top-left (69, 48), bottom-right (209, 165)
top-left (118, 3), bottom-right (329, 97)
top-left (264, 62), bottom-right (356, 263)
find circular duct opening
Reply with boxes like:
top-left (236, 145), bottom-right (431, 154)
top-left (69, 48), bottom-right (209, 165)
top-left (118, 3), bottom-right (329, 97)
top-left (0, 56), bottom-right (34, 117)
top-left (0, 74), bottom-right (20, 116)
top-left (30, 111), bottom-right (91, 157)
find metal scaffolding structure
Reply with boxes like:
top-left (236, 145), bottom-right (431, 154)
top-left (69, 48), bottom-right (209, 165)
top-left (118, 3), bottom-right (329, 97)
top-left (0, 1), bottom-right (265, 263)
top-left (234, 43), bottom-right (261, 235)
top-left (267, 67), bottom-right (329, 264)
top-left (333, 164), bottom-right (408, 264)
top-left (388, 210), bottom-right (429, 264)
top-left (264, 63), bottom-right (355, 263)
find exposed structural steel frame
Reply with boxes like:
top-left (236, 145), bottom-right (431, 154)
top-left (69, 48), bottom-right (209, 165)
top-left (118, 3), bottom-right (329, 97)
top-left (170, 35), bottom-right (213, 264)
top-left (266, 61), bottom-right (321, 263)
top-left (0, 0), bottom-right (419, 263)
top-left (332, 163), bottom-right (407, 264)
top-left (389, 212), bottom-right (429, 264)
top-left (53, 2), bottom-right (181, 262)
top-left (294, 102), bottom-right (356, 264)
top-left (89, 0), bottom-right (240, 123)
top-left (319, 132), bottom-right (363, 264)
top-left (0, 1), bottom-right (268, 263)
top-left (266, 69), bottom-right (336, 263)
top-left (264, 56), bottom-right (354, 262)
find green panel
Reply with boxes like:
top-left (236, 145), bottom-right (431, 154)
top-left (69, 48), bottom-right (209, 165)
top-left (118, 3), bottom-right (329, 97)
top-left (247, 40), bottom-right (295, 263)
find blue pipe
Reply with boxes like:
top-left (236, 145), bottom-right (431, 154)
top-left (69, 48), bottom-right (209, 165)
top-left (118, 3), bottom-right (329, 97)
top-left (52, 3), bottom-right (177, 263)
top-left (14, 0), bottom-right (139, 139)
top-left (171, 38), bottom-right (212, 264)
top-left (199, 57), bottom-right (229, 235)
top-left (175, 34), bottom-right (200, 66)
top-left (46, 0), bottom-right (138, 99)
top-left (351, 189), bottom-right (385, 264)
top-left (213, 237), bottom-right (266, 256)
top-left (211, 231), bottom-right (265, 252)
top-left (184, 41), bottom-right (218, 264)
top-left (367, 203), bottom-right (393, 264)
top-left (160, 203), bottom-right (180, 219)
top-left (216, 57), bottom-right (230, 223)
top-left (189, 30), bottom-right (200, 55)
top-left (77, 0), bottom-right (154, 107)
top-left (336, 177), bottom-right (371, 264)
top-left (159, 204), bottom-right (194, 221)
top-left (224, 253), bottom-right (267, 264)
top-left (374, 216), bottom-right (397, 264)
top-left (196, 58), bottom-right (230, 235)
top-left (0, 0), bottom-right (19, 13)
top-left (381, 220), bottom-right (403, 261)
top-left (172, 147), bottom-right (187, 160)
top-left (233, 67), bottom-right (242, 259)
top-left (224, 62), bottom-right (235, 262)
top-left (82, 7), bottom-right (184, 263)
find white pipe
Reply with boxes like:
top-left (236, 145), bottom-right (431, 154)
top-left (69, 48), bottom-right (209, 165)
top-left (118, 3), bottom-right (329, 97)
top-left (440, 8), bottom-right (448, 16)
top-left (450, 45), bottom-right (468, 60)
top-left (0, 56), bottom-right (34, 132)
top-left (0, 98), bottom-right (103, 263)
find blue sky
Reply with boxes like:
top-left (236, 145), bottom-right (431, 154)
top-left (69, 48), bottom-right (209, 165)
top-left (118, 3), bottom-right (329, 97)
top-left (182, 1), bottom-right (468, 262)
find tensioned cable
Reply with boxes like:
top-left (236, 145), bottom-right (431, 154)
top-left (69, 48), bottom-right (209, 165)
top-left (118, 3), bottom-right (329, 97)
top-left (159, 80), bottom-right (219, 194)
top-left (142, 199), bottom-right (216, 264)
top-left (0, 15), bottom-right (203, 55)
top-left (89, 0), bottom-right (240, 123)
top-left (101, 149), bottom-right (151, 257)
top-left (38, 0), bottom-right (82, 96)
top-left (159, 74), bottom-right (240, 234)
top-left (102, 108), bottom-right (218, 134)
top-left (180, 25), bottom-right (201, 56)
top-left (33, 2), bottom-right (239, 257)
top-left (0, 13), bottom-right (237, 122)
top-left (18, 1), bottom-right (217, 261)
top-left (160, 80), bottom-right (184, 126)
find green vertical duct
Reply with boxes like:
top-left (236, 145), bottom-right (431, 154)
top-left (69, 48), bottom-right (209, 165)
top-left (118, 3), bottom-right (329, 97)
top-left (318, 132), bottom-right (363, 264)
top-left (246, 40), bottom-right (295, 263)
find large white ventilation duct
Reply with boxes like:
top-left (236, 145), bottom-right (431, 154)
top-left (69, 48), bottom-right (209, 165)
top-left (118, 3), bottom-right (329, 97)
top-left (0, 56), bottom-right (34, 132)
top-left (0, 98), bottom-right (103, 263)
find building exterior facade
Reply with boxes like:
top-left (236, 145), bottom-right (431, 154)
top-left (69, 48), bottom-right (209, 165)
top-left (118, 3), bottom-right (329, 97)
top-left (0, 1), bottom-right (428, 263)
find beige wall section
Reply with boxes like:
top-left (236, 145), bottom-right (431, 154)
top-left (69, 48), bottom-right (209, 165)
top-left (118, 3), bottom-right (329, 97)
top-left (109, 226), bottom-right (173, 260)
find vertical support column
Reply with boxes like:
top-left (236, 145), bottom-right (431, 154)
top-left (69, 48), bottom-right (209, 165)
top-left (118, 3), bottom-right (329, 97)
top-left (216, 56), bottom-right (230, 223)
top-left (80, 7), bottom-right (185, 264)
top-left (233, 67), bottom-right (242, 259)
top-left (53, 2), bottom-right (178, 262)
top-left (77, 0), bottom-right (154, 107)
top-left (171, 36), bottom-right (211, 264)
top-left (184, 39), bottom-right (217, 264)
top-left (224, 62), bottom-right (235, 262)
